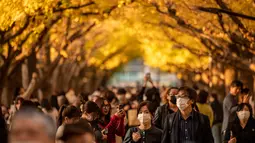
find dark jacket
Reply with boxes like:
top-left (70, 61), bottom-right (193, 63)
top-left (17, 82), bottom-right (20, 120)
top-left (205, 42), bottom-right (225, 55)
top-left (89, 120), bottom-right (104, 143)
top-left (153, 104), bottom-right (174, 130)
top-left (161, 110), bottom-right (214, 143)
top-left (0, 116), bottom-right (8, 143)
top-left (123, 126), bottom-right (162, 143)
top-left (224, 118), bottom-right (255, 143)
top-left (210, 100), bottom-right (223, 125)
top-left (137, 86), bottom-right (160, 114)
top-left (222, 94), bottom-right (238, 132)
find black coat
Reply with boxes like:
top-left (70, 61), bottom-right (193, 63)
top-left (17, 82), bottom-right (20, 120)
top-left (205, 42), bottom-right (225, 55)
top-left (224, 117), bottom-right (255, 143)
top-left (161, 110), bottom-right (214, 143)
top-left (123, 126), bottom-right (162, 143)
top-left (153, 104), bottom-right (174, 130)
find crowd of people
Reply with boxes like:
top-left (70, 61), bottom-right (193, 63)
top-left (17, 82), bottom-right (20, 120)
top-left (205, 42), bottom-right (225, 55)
top-left (0, 76), bottom-right (255, 143)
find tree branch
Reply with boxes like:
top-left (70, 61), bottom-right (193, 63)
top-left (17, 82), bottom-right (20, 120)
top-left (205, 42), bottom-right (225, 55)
top-left (53, 1), bottom-right (95, 13)
top-left (3, 16), bottom-right (31, 43)
top-left (194, 6), bottom-right (255, 21)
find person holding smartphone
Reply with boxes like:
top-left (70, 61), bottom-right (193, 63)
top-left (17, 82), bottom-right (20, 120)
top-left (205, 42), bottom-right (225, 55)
top-left (123, 101), bottom-right (162, 143)
top-left (95, 97), bottom-right (125, 143)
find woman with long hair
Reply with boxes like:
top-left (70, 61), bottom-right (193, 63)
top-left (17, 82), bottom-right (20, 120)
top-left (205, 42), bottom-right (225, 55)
top-left (224, 103), bottom-right (255, 143)
top-left (95, 97), bottom-right (125, 143)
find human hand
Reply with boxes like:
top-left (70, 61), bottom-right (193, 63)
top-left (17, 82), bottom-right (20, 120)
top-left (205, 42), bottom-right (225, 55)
top-left (115, 109), bottom-right (125, 118)
top-left (228, 137), bottom-right (236, 143)
top-left (242, 95), bottom-right (250, 103)
top-left (101, 132), bottom-right (107, 140)
top-left (132, 132), bottom-right (141, 142)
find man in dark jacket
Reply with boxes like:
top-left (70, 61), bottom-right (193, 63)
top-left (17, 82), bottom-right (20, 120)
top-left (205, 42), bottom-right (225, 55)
top-left (161, 86), bottom-right (214, 143)
top-left (153, 87), bottom-right (179, 130)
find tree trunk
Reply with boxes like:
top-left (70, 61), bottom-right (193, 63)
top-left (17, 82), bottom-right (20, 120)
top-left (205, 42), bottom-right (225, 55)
top-left (224, 65), bottom-right (237, 95)
top-left (1, 81), bottom-right (15, 106)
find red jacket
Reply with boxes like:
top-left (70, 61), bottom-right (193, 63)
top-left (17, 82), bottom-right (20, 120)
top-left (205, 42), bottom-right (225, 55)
top-left (99, 115), bottom-right (125, 143)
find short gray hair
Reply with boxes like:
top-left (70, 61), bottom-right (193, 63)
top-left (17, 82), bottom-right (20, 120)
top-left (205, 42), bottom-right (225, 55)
top-left (12, 107), bottom-right (57, 139)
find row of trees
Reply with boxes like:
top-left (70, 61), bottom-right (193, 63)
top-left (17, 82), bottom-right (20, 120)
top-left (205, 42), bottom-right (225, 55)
top-left (0, 0), bottom-right (255, 105)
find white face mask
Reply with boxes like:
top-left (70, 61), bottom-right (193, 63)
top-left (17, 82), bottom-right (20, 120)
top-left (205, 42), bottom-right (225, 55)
top-left (86, 114), bottom-right (93, 121)
top-left (176, 98), bottom-right (190, 111)
top-left (237, 111), bottom-right (250, 121)
top-left (138, 113), bottom-right (151, 124)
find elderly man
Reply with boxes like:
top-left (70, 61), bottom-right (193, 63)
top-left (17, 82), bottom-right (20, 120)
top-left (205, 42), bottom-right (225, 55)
top-left (9, 108), bottom-right (56, 143)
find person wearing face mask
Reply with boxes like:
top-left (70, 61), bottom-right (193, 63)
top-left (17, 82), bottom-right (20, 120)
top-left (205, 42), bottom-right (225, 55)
top-left (153, 87), bottom-right (179, 130)
top-left (222, 80), bottom-right (250, 135)
top-left (81, 101), bottom-right (105, 143)
top-left (224, 103), bottom-right (255, 143)
top-left (124, 101), bottom-right (162, 143)
top-left (95, 97), bottom-right (125, 143)
top-left (162, 86), bottom-right (214, 143)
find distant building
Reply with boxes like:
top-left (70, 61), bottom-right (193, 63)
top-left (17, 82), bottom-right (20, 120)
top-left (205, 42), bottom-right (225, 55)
top-left (108, 59), bottom-right (181, 87)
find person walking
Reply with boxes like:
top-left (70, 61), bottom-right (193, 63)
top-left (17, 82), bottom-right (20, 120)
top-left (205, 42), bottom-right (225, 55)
top-left (209, 93), bottom-right (223, 143)
top-left (224, 103), bottom-right (255, 143)
top-left (153, 87), bottom-right (179, 130)
top-left (124, 101), bottom-right (162, 143)
top-left (222, 80), bottom-right (249, 135)
top-left (196, 90), bottom-right (214, 126)
top-left (161, 86), bottom-right (214, 143)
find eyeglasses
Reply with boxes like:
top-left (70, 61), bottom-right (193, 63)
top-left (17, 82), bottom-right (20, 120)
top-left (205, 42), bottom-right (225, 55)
top-left (103, 104), bottom-right (110, 109)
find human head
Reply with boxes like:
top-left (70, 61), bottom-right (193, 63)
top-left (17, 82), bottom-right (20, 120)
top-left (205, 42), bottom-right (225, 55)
top-left (166, 87), bottom-right (179, 105)
top-left (176, 86), bottom-right (197, 111)
top-left (209, 93), bottom-right (218, 102)
top-left (1, 105), bottom-right (9, 120)
top-left (9, 108), bottom-right (56, 143)
top-left (145, 87), bottom-right (159, 101)
top-left (137, 101), bottom-right (153, 125)
top-left (20, 100), bottom-right (37, 110)
top-left (198, 90), bottom-right (209, 104)
top-left (95, 97), bottom-right (111, 121)
top-left (59, 119), bottom-right (95, 143)
top-left (15, 97), bottom-right (24, 110)
top-left (234, 103), bottom-right (253, 122)
top-left (116, 88), bottom-right (127, 104)
top-left (58, 105), bottom-right (81, 127)
top-left (82, 101), bottom-right (100, 122)
top-left (41, 99), bottom-right (52, 111)
top-left (230, 80), bottom-right (243, 96)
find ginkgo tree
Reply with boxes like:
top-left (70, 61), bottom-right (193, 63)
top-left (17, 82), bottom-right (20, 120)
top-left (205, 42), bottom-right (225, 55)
top-left (1, 0), bottom-right (255, 105)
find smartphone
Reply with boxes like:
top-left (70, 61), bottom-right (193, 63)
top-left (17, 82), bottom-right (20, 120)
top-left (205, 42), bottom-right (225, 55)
top-left (119, 104), bottom-right (125, 111)
top-left (146, 73), bottom-right (151, 80)
top-left (132, 128), bottom-right (138, 132)
top-left (103, 128), bottom-right (108, 135)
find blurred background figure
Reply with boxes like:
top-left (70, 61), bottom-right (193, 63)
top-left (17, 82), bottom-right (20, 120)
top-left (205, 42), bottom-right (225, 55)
top-left (56, 105), bottom-right (81, 141)
top-left (58, 119), bottom-right (95, 143)
top-left (0, 105), bottom-right (8, 143)
top-left (41, 98), bottom-right (58, 124)
top-left (81, 101), bottom-right (105, 143)
top-left (9, 108), bottom-right (56, 143)
top-left (197, 90), bottom-right (214, 126)
top-left (209, 93), bottom-right (223, 143)
top-left (153, 87), bottom-right (178, 130)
